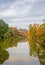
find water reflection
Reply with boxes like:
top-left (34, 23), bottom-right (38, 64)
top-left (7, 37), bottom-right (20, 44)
top-left (2, 42), bottom-right (40, 65)
top-left (0, 48), bottom-right (9, 64)
top-left (29, 43), bottom-right (45, 65)
top-left (0, 38), bottom-right (25, 64)
top-left (0, 38), bottom-right (44, 65)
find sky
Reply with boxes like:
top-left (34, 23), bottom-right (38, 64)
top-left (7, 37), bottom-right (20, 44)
top-left (0, 0), bottom-right (45, 29)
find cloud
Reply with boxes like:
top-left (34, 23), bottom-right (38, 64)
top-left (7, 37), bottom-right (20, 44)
top-left (0, 0), bottom-right (36, 18)
top-left (0, 0), bottom-right (45, 29)
top-left (30, 0), bottom-right (45, 17)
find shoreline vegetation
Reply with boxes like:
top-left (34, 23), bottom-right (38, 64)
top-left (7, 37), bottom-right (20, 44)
top-left (0, 19), bottom-right (45, 48)
top-left (27, 21), bottom-right (45, 65)
top-left (0, 19), bottom-right (45, 65)
top-left (0, 19), bottom-right (27, 41)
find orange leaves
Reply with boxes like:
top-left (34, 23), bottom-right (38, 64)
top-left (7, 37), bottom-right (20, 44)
top-left (28, 23), bottom-right (45, 46)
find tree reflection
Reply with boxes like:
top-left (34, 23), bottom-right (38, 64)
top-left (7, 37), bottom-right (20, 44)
top-left (28, 23), bottom-right (45, 65)
top-left (0, 38), bottom-right (19, 64)
top-left (0, 37), bottom-right (25, 49)
top-left (29, 43), bottom-right (45, 65)
top-left (0, 37), bottom-right (26, 64)
top-left (0, 48), bottom-right (9, 64)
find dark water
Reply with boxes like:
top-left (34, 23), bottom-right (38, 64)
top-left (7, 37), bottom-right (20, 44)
top-left (0, 39), bottom-right (45, 65)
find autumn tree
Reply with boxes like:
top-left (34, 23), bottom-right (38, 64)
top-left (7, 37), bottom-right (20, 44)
top-left (28, 22), bottom-right (45, 65)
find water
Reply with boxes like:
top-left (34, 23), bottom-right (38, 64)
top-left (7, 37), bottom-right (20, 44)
top-left (2, 42), bottom-right (40, 65)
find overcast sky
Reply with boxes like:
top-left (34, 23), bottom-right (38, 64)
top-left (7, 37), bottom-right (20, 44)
top-left (0, 0), bottom-right (45, 29)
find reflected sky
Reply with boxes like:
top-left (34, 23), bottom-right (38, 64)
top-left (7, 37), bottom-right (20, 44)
top-left (3, 42), bottom-right (40, 65)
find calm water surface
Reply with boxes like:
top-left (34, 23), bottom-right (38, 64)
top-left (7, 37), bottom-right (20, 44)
top-left (2, 42), bottom-right (40, 65)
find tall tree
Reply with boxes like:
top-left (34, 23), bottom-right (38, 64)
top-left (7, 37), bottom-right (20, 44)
top-left (0, 19), bottom-right (9, 40)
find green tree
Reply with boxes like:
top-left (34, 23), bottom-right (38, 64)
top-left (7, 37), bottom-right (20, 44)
top-left (0, 19), bottom-right (9, 40)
